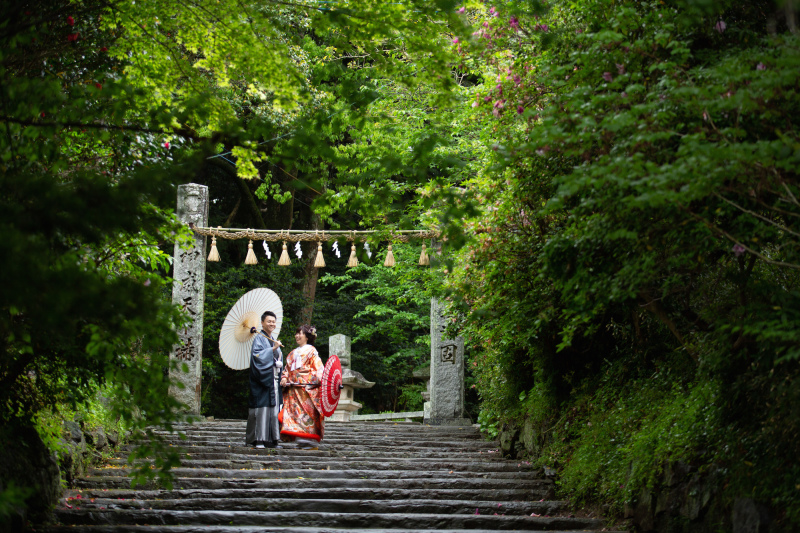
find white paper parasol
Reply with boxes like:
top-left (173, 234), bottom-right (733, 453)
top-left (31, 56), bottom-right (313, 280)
top-left (218, 288), bottom-right (283, 370)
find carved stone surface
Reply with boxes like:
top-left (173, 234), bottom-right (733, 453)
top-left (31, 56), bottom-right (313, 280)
top-left (168, 184), bottom-right (209, 415)
top-left (329, 333), bottom-right (351, 369)
top-left (428, 298), bottom-right (470, 426)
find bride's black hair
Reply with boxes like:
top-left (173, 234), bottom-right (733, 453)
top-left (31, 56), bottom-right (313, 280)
top-left (296, 324), bottom-right (317, 344)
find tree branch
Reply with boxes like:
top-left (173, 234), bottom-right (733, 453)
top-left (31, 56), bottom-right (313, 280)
top-left (208, 157), bottom-right (266, 229)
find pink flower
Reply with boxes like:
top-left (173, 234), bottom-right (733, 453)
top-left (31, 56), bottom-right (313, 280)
top-left (602, 72), bottom-right (613, 82)
top-left (714, 20), bottom-right (726, 33)
top-left (144, 279), bottom-right (152, 287)
top-left (509, 16), bottom-right (519, 31)
top-left (513, 74), bottom-right (522, 86)
top-left (95, 82), bottom-right (102, 89)
top-left (457, 6), bottom-right (465, 13)
top-left (732, 243), bottom-right (745, 257)
top-left (756, 62), bottom-right (766, 70)
top-left (492, 99), bottom-right (505, 116)
top-left (471, 101), bottom-right (479, 108)
top-left (163, 141), bottom-right (170, 149)
top-left (100, 46), bottom-right (108, 52)
top-left (67, 33), bottom-right (79, 42)
top-left (489, 6), bottom-right (497, 16)
top-left (616, 63), bottom-right (625, 75)
top-left (67, 16), bottom-right (75, 26)
top-left (452, 37), bottom-right (459, 44)
top-left (517, 105), bottom-right (524, 114)
top-left (621, 92), bottom-right (628, 98)
top-left (484, 95), bottom-right (492, 102)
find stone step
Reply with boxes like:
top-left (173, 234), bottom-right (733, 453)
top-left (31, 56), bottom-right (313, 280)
top-left (119, 443), bottom-right (502, 456)
top-left (53, 509), bottom-right (605, 530)
top-left (111, 449), bottom-right (509, 462)
top-left (135, 437), bottom-right (495, 448)
top-left (52, 420), bottom-right (612, 532)
top-left (156, 422), bottom-right (484, 435)
top-left (60, 496), bottom-right (566, 516)
top-left (172, 420), bottom-right (480, 430)
top-left (87, 467), bottom-right (547, 483)
top-left (68, 487), bottom-right (547, 502)
top-left (103, 458), bottom-right (533, 473)
top-left (75, 475), bottom-right (555, 495)
top-left (158, 426), bottom-right (482, 438)
top-left (42, 527), bottom-right (622, 533)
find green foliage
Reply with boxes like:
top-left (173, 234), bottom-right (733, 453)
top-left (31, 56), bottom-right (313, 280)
top-left (446, 0), bottom-right (800, 527)
top-left (541, 356), bottom-right (718, 514)
top-left (397, 382), bottom-right (427, 412)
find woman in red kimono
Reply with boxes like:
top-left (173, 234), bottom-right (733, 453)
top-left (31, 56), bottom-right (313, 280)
top-left (280, 324), bottom-right (324, 450)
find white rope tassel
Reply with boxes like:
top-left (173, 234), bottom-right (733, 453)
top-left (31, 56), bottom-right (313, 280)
top-left (347, 243), bottom-right (359, 267)
top-left (244, 239), bottom-right (258, 265)
top-left (314, 241), bottom-right (326, 268)
top-left (384, 244), bottom-right (395, 267)
top-left (207, 236), bottom-right (220, 262)
top-left (418, 242), bottom-right (430, 265)
top-left (278, 241), bottom-right (291, 266)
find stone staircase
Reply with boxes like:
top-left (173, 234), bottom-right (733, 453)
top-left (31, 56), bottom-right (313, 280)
top-left (43, 419), bottom-right (617, 532)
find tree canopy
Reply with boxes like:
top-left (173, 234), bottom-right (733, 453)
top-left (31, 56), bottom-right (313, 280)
top-left (3, 0), bottom-right (800, 529)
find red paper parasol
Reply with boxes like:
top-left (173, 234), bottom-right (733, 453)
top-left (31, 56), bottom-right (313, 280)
top-left (320, 354), bottom-right (344, 417)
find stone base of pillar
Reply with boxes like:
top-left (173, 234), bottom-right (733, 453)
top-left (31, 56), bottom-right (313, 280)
top-left (327, 398), bottom-right (362, 422)
top-left (423, 401), bottom-right (431, 421)
top-left (424, 417), bottom-right (473, 426)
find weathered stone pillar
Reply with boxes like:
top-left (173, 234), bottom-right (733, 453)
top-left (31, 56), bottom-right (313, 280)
top-left (329, 333), bottom-right (351, 370)
top-left (327, 334), bottom-right (374, 422)
top-left (168, 184), bottom-right (209, 415)
top-left (427, 298), bottom-right (471, 426)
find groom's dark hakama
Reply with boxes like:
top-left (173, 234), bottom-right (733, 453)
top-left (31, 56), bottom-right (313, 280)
top-left (245, 331), bottom-right (282, 446)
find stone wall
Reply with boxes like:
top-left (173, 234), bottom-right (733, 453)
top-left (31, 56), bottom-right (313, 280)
top-left (58, 420), bottom-right (121, 486)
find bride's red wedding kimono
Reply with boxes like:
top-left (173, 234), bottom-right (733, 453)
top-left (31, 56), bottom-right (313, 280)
top-left (280, 344), bottom-right (325, 443)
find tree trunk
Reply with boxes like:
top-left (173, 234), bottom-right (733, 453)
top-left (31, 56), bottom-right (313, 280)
top-left (299, 212), bottom-right (322, 324)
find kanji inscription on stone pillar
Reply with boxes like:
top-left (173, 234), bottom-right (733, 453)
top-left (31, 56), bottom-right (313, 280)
top-left (428, 298), bottom-right (470, 426)
top-left (169, 183), bottom-right (209, 415)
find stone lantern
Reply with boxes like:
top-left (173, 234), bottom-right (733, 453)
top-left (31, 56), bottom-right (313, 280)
top-left (327, 334), bottom-right (375, 422)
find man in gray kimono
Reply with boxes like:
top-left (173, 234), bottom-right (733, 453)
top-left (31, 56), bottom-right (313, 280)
top-left (245, 310), bottom-right (283, 448)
